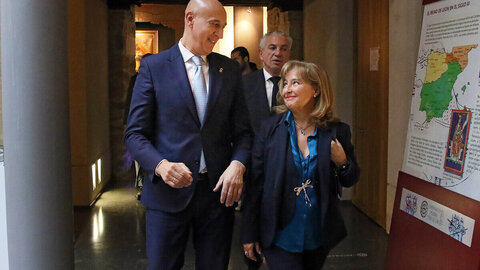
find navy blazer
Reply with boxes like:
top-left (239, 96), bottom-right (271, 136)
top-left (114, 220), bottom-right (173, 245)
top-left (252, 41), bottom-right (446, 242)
top-left (242, 113), bottom-right (360, 249)
top-left (243, 69), bottom-right (273, 133)
top-left (125, 44), bottom-right (253, 213)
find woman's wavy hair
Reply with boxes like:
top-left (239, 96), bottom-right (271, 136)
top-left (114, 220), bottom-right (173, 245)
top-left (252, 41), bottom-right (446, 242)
top-left (274, 60), bottom-right (338, 127)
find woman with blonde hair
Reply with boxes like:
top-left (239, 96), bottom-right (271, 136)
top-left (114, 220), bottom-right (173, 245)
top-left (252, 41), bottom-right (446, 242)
top-left (242, 60), bottom-right (360, 269)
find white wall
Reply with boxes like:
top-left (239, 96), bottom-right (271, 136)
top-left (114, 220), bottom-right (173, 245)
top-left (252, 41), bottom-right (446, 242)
top-left (387, 0), bottom-right (423, 231)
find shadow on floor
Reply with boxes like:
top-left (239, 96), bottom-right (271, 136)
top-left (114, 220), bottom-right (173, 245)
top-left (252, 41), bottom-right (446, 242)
top-left (74, 181), bottom-right (388, 269)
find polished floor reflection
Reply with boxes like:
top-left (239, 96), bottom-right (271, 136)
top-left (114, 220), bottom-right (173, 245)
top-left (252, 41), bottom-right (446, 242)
top-left (74, 181), bottom-right (388, 269)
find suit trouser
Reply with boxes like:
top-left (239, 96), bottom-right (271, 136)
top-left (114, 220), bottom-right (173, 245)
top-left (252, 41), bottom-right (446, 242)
top-left (263, 244), bottom-right (330, 270)
top-left (145, 176), bottom-right (235, 270)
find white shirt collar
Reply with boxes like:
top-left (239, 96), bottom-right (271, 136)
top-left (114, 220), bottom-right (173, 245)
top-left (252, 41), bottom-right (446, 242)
top-left (263, 68), bottom-right (274, 82)
top-left (178, 39), bottom-right (207, 64)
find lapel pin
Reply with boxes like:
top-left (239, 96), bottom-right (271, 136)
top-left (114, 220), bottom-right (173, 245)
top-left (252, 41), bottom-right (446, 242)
top-left (219, 68), bottom-right (223, 73)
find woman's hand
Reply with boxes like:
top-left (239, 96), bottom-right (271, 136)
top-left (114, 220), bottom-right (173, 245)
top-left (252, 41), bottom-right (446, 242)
top-left (331, 138), bottom-right (348, 166)
top-left (243, 242), bottom-right (262, 261)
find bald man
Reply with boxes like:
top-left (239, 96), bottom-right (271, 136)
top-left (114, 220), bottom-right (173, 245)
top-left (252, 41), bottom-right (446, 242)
top-left (125, 1), bottom-right (253, 269)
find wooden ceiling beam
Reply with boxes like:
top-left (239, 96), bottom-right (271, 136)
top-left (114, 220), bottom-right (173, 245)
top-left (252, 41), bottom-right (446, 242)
top-left (140, 0), bottom-right (271, 6)
top-left (108, 0), bottom-right (301, 11)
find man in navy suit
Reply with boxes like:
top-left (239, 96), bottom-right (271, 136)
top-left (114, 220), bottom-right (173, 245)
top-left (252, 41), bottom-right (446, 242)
top-left (125, 1), bottom-right (253, 269)
top-left (242, 31), bottom-right (292, 133)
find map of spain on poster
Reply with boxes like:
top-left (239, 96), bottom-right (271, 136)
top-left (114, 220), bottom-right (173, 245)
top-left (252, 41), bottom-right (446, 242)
top-left (402, 0), bottom-right (480, 202)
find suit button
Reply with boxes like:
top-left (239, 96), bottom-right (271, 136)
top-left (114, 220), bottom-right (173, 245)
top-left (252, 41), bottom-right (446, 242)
top-left (195, 161), bottom-right (199, 165)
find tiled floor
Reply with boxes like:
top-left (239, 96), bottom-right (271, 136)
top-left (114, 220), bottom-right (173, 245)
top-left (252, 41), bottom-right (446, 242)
top-left (74, 180), bottom-right (388, 269)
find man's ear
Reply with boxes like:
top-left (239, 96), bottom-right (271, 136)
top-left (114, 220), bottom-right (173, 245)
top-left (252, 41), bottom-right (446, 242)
top-left (185, 11), bottom-right (194, 28)
top-left (258, 48), bottom-right (264, 61)
top-left (243, 56), bottom-right (249, 63)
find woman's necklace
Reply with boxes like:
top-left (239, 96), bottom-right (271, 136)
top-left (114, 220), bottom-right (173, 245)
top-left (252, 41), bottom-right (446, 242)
top-left (294, 121), bottom-right (314, 136)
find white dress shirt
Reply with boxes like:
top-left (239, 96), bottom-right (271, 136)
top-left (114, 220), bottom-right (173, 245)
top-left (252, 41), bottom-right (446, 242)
top-left (178, 39), bottom-right (210, 94)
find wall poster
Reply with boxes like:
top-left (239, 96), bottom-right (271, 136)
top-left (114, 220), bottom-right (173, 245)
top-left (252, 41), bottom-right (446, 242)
top-left (402, 0), bottom-right (480, 201)
top-left (135, 30), bottom-right (158, 71)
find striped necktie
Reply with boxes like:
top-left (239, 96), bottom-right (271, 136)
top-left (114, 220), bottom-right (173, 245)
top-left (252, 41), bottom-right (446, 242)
top-left (191, 55), bottom-right (208, 124)
top-left (191, 55), bottom-right (208, 172)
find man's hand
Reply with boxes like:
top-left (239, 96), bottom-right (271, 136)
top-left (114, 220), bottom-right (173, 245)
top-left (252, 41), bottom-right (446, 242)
top-left (243, 242), bottom-right (262, 261)
top-left (156, 160), bottom-right (193, 188)
top-left (213, 160), bottom-right (245, 206)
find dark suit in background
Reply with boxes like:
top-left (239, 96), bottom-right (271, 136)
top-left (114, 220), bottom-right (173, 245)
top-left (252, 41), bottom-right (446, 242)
top-left (243, 69), bottom-right (272, 133)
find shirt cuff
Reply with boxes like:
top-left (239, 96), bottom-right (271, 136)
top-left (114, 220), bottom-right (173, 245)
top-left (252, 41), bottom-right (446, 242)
top-left (154, 159), bottom-right (167, 177)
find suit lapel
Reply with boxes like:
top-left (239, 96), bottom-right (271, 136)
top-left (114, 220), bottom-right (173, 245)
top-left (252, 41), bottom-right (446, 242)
top-left (270, 115), bottom-right (297, 196)
top-left (168, 44), bottom-right (201, 127)
top-left (204, 53), bottom-right (223, 124)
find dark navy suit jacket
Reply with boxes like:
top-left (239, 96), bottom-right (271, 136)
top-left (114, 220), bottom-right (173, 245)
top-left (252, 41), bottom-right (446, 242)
top-left (125, 44), bottom-right (253, 213)
top-left (242, 69), bottom-right (272, 133)
top-left (242, 113), bottom-right (360, 249)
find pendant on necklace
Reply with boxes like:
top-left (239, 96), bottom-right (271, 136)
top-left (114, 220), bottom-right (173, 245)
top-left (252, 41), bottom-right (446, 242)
top-left (295, 121), bottom-right (311, 136)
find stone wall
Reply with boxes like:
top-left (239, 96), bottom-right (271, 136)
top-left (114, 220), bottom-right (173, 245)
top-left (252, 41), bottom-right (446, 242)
top-left (108, 7), bottom-right (136, 184)
top-left (135, 4), bottom-right (186, 42)
top-left (287, 11), bottom-right (304, 61)
top-left (267, 7), bottom-right (304, 60)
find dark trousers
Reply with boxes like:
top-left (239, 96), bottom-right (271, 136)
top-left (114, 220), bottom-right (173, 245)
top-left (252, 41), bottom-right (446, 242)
top-left (263, 244), bottom-right (330, 270)
top-left (145, 178), bottom-right (235, 270)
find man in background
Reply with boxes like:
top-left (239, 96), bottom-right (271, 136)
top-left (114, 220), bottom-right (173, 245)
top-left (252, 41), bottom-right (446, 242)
top-left (231, 46), bottom-right (257, 75)
top-left (242, 31), bottom-right (292, 133)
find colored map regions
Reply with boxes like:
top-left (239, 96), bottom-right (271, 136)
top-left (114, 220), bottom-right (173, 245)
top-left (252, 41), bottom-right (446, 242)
top-left (424, 52), bottom-right (448, 83)
top-left (420, 61), bottom-right (462, 121)
top-left (420, 45), bottom-right (477, 121)
top-left (450, 45), bottom-right (477, 70)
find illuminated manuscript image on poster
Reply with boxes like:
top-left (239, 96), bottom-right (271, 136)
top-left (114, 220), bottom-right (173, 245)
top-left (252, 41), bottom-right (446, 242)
top-left (135, 30), bottom-right (158, 71)
top-left (402, 0), bottom-right (480, 201)
top-left (444, 109), bottom-right (471, 175)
